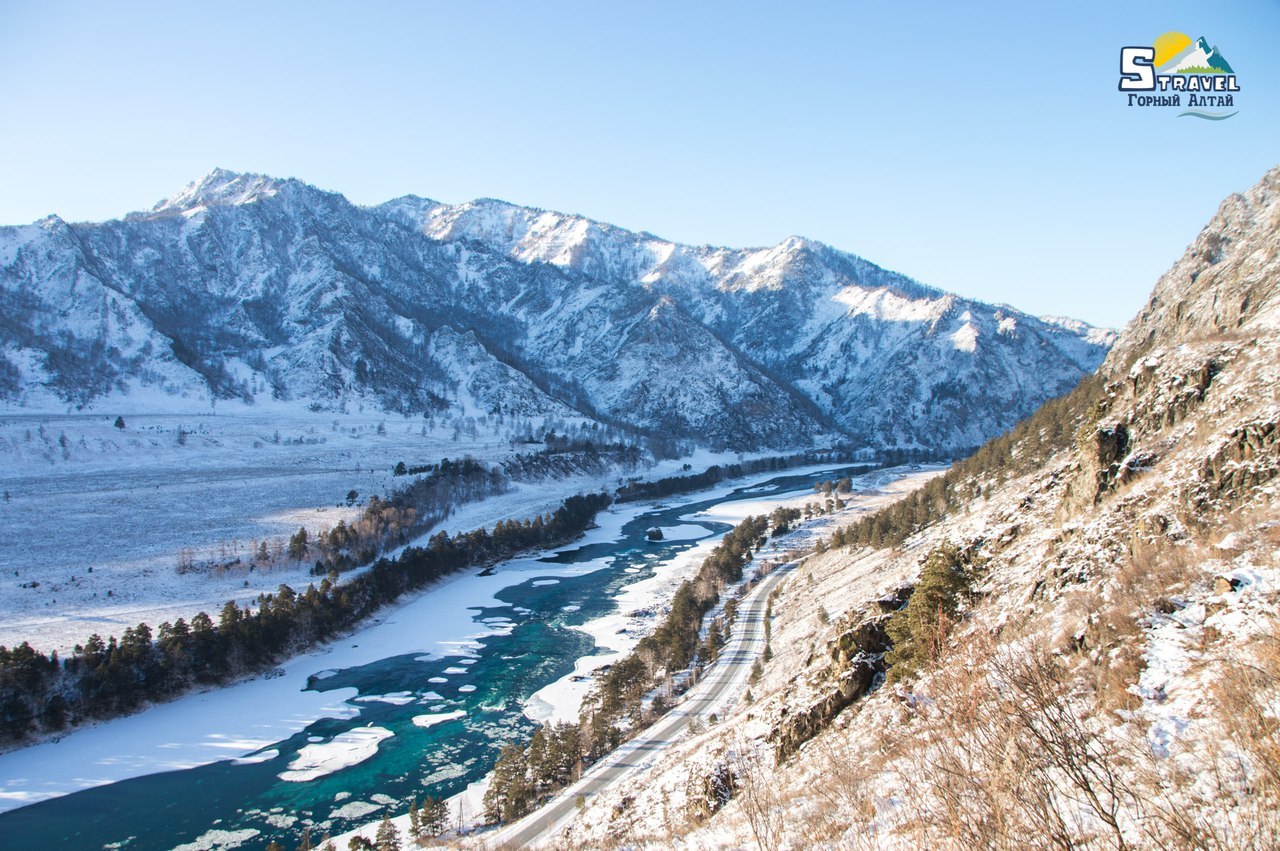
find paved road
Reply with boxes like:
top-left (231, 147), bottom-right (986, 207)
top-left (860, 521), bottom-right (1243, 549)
top-left (493, 559), bottom-right (798, 848)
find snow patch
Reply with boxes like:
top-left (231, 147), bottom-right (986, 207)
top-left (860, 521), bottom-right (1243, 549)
top-left (230, 749), bottom-right (279, 766)
top-left (353, 692), bottom-right (416, 706)
top-left (329, 800), bottom-right (381, 821)
top-left (278, 726), bottom-right (393, 783)
top-left (172, 828), bottom-right (261, 851)
top-left (411, 710), bottom-right (466, 729)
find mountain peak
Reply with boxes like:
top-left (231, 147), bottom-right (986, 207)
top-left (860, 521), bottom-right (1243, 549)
top-left (36, 213), bottom-right (67, 231)
top-left (1107, 164), bottom-right (1279, 369)
top-left (779, 235), bottom-right (817, 252)
top-left (150, 168), bottom-right (289, 216)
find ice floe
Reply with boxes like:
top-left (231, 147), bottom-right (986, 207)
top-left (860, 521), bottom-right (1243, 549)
top-left (278, 727), bottom-right (393, 783)
top-left (411, 710), bottom-right (466, 729)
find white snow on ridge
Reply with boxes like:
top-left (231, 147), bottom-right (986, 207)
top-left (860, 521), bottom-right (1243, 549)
top-left (832, 285), bottom-right (944, 322)
top-left (153, 169), bottom-right (283, 216)
top-left (950, 321), bottom-right (979, 353)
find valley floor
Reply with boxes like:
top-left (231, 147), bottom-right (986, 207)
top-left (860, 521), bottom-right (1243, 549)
top-left (0, 433), bottom-right (900, 842)
top-left (0, 402), bottom-right (723, 653)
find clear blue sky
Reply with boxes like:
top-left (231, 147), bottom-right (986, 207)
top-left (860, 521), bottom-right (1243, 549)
top-left (2, 1), bottom-right (1277, 327)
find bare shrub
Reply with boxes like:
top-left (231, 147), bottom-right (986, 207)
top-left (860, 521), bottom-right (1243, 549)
top-left (1081, 534), bottom-right (1206, 713)
top-left (804, 732), bottom-right (887, 849)
top-left (889, 629), bottom-right (1140, 849)
top-left (729, 734), bottom-right (786, 851)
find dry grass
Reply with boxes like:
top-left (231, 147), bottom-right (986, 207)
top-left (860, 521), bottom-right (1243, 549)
top-left (804, 559), bottom-right (1279, 851)
top-left (1065, 532), bottom-right (1208, 713)
top-left (882, 628), bottom-right (1138, 849)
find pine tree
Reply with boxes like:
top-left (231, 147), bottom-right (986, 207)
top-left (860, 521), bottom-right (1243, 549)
top-left (421, 795), bottom-right (448, 836)
top-left (374, 814), bottom-right (401, 851)
top-left (288, 527), bottom-right (309, 561)
top-left (885, 543), bottom-right (971, 681)
top-left (407, 798), bottom-right (422, 841)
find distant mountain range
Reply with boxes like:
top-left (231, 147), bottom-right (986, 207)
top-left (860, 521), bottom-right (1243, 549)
top-left (0, 170), bottom-right (1114, 450)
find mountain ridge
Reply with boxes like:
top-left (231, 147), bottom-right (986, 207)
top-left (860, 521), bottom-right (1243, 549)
top-left (0, 169), bottom-right (1114, 450)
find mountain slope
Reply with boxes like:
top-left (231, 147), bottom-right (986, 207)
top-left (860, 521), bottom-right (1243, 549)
top-left (385, 194), bottom-right (1113, 448)
top-left (0, 170), bottom-right (1112, 450)
top-left (550, 165), bottom-right (1280, 848)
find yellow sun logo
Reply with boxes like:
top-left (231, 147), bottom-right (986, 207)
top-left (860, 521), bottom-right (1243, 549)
top-left (1152, 31), bottom-right (1192, 68)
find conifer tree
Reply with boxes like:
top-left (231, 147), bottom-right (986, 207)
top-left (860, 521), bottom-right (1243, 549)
top-left (288, 527), bottom-right (309, 561)
top-left (407, 798), bottom-right (421, 841)
top-left (374, 814), bottom-right (401, 851)
top-left (421, 795), bottom-right (448, 836)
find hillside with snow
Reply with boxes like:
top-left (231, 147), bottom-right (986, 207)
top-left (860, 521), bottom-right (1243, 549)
top-left (0, 169), bottom-right (1112, 451)
top-left (517, 166), bottom-right (1280, 849)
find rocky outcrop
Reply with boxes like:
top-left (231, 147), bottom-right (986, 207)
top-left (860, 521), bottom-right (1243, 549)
top-left (1107, 166), bottom-right (1280, 368)
top-left (769, 595), bottom-right (904, 763)
top-left (1196, 417), bottom-right (1280, 505)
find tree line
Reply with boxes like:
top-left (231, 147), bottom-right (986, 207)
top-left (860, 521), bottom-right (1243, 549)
top-left (0, 492), bottom-right (612, 745)
top-left (176, 455), bottom-right (511, 580)
top-left (829, 374), bottom-right (1104, 551)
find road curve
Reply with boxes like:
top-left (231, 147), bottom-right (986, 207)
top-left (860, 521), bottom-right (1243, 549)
top-left (492, 559), bottom-right (798, 848)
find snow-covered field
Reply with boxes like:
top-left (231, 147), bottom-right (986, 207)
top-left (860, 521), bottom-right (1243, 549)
top-left (0, 402), bottom-right (493, 651)
top-left (0, 400), bottom-right (743, 653)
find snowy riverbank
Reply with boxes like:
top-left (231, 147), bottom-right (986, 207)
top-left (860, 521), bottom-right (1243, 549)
top-left (331, 464), bottom-right (942, 848)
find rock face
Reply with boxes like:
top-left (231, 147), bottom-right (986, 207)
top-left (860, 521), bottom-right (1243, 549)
top-left (1084, 165), bottom-right (1280, 512)
top-left (0, 169), bottom-right (1112, 450)
top-left (769, 600), bottom-right (900, 763)
top-left (1107, 166), bottom-right (1280, 368)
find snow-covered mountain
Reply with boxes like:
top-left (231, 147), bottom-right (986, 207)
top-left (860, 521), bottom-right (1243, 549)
top-left (0, 170), bottom-right (1113, 450)
top-left (381, 193), bottom-right (1113, 448)
top-left (1157, 35), bottom-right (1234, 75)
